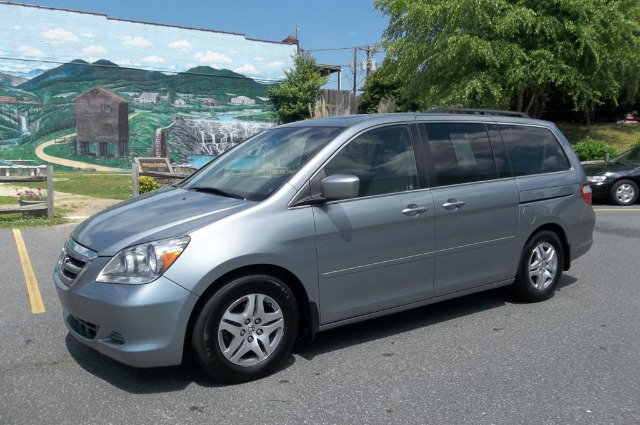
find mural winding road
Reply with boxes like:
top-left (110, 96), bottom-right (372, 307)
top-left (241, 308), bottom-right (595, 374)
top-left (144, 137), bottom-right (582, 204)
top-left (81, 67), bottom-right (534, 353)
top-left (34, 113), bottom-right (140, 172)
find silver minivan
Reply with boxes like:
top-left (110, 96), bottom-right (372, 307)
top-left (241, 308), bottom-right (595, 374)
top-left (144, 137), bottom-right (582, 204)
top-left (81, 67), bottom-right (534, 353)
top-left (54, 111), bottom-right (595, 383)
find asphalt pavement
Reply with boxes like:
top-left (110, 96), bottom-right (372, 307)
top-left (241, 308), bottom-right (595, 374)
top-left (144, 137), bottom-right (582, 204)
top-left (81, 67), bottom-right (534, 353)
top-left (1, 204), bottom-right (639, 424)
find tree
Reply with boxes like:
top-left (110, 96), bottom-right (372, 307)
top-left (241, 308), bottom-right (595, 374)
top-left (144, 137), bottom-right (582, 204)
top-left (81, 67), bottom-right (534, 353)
top-left (359, 58), bottom-right (418, 113)
top-left (375, 0), bottom-right (640, 117)
top-left (267, 51), bottom-right (327, 123)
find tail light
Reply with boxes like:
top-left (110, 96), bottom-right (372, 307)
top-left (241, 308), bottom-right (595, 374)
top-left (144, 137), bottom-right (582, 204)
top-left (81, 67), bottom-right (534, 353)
top-left (581, 184), bottom-right (592, 205)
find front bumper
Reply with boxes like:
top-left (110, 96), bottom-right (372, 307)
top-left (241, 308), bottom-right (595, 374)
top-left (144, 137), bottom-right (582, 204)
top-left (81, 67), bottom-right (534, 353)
top-left (588, 181), bottom-right (611, 199)
top-left (54, 259), bottom-right (199, 368)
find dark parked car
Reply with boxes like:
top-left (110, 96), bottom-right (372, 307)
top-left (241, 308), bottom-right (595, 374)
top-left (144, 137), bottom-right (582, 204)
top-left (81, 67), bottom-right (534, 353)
top-left (584, 146), bottom-right (640, 205)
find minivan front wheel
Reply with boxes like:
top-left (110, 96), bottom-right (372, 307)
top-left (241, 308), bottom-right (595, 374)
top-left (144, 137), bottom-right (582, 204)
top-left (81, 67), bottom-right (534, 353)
top-left (512, 231), bottom-right (563, 302)
top-left (191, 274), bottom-right (299, 383)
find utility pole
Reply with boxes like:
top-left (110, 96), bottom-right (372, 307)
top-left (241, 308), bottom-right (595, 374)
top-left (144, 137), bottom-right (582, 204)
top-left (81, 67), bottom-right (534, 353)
top-left (352, 47), bottom-right (358, 99)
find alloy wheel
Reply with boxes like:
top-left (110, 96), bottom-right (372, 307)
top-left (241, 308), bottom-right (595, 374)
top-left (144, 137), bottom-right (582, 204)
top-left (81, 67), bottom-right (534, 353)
top-left (217, 293), bottom-right (284, 367)
top-left (528, 242), bottom-right (558, 290)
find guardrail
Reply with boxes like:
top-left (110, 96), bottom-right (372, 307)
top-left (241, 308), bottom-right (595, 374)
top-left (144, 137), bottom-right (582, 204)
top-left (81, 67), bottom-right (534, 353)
top-left (0, 165), bottom-right (54, 218)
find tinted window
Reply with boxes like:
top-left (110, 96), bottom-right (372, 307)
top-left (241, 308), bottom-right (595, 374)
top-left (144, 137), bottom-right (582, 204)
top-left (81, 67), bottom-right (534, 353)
top-left (499, 125), bottom-right (570, 176)
top-left (324, 125), bottom-right (418, 197)
top-left (423, 123), bottom-right (498, 186)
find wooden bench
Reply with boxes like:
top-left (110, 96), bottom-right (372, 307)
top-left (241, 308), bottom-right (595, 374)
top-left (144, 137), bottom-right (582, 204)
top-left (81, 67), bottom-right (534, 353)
top-left (0, 165), bottom-right (54, 218)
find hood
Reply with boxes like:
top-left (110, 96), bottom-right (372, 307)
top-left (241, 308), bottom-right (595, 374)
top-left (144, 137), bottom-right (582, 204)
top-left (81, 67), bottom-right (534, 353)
top-left (72, 186), bottom-right (254, 255)
top-left (583, 161), bottom-right (638, 175)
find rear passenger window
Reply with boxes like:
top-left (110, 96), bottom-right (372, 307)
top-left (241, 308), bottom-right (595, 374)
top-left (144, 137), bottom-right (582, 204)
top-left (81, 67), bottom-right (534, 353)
top-left (499, 125), bottom-right (570, 176)
top-left (422, 123), bottom-right (498, 186)
top-left (324, 125), bottom-right (418, 197)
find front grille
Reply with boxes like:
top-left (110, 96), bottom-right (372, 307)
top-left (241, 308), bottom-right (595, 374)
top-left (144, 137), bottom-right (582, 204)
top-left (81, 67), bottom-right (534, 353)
top-left (57, 239), bottom-right (96, 287)
top-left (67, 315), bottom-right (99, 339)
top-left (59, 254), bottom-right (86, 286)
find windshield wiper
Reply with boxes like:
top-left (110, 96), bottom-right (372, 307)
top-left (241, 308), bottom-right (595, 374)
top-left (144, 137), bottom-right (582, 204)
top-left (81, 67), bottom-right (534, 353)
top-left (189, 186), bottom-right (245, 200)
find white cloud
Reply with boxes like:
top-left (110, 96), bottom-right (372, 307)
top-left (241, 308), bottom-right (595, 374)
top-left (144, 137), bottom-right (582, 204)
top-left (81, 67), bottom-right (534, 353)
top-left (254, 56), bottom-right (264, 62)
top-left (168, 64), bottom-right (176, 69)
top-left (142, 55), bottom-right (165, 63)
top-left (42, 27), bottom-right (79, 45)
top-left (0, 62), bottom-right (54, 73)
top-left (15, 45), bottom-right (44, 57)
top-left (123, 36), bottom-right (152, 47)
top-left (12, 25), bottom-right (21, 30)
top-left (194, 50), bottom-right (232, 64)
top-left (82, 32), bottom-right (95, 38)
top-left (117, 59), bottom-right (133, 66)
top-left (168, 40), bottom-right (192, 52)
top-left (267, 61), bottom-right (285, 69)
top-left (233, 64), bottom-right (259, 75)
top-left (186, 62), bottom-right (198, 69)
top-left (81, 45), bottom-right (108, 54)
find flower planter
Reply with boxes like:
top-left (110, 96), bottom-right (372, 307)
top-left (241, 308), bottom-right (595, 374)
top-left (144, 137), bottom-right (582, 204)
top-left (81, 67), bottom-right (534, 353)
top-left (18, 199), bottom-right (47, 217)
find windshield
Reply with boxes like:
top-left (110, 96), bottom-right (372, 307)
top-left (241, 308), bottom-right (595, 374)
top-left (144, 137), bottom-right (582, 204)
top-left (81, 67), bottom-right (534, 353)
top-left (613, 146), bottom-right (640, 164)
top-left (182, 126), bottom-right (342, 201)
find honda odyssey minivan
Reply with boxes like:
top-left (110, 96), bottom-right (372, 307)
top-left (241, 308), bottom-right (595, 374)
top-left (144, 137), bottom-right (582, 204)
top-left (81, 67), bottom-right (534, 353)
top-left (54, 110), bottom-right (595, 383)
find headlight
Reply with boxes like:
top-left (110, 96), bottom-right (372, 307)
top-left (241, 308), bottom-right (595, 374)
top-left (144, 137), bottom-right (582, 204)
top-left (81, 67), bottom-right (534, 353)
top-left (586, 175), bottom-right (607, 183)
top-left (97, 236), bottom-right (190, 284)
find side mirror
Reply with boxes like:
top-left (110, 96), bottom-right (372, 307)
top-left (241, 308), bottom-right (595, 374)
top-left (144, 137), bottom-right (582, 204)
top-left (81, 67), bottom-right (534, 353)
top-left (321, 174), bottom-right (360, 200)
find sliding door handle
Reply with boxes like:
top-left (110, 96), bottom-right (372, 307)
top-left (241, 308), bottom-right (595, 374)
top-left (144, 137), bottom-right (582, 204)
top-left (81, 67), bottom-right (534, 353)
top-left (442, 199), bottom-right (466, 210)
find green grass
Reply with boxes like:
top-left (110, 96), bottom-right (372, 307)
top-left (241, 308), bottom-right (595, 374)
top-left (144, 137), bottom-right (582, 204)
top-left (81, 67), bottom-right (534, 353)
top-left (16, 172), bottom-right (132, 200)
top-left (0, 213), bottom-right (70, 229)
top-left (0, 195), bottom-right (72, 228)
top-left (557, 123), bottom-right (640, 152)
top-left (0, 195), bottom-right (16, 204)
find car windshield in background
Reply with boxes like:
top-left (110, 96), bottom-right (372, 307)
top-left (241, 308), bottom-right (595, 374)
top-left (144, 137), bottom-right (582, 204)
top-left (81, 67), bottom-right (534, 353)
top-left (182, 126), bottom-right (342, 201)
top-left (613, 146), bottom-right (640, 164)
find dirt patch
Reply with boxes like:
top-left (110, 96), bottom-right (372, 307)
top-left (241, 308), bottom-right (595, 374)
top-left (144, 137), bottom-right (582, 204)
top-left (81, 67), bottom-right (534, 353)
top-left (0, 183), bottom-right (122, 221)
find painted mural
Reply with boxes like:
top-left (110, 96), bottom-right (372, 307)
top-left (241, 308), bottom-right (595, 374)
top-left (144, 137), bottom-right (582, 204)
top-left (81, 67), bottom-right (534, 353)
top-left (0, 2), bottom-right (296, 169)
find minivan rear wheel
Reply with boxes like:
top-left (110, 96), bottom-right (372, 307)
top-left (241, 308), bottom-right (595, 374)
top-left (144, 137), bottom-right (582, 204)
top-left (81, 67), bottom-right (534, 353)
top-left (512, 230), bottom-right (563, 302)
top-left (191, 274), bottom-right (299, 383)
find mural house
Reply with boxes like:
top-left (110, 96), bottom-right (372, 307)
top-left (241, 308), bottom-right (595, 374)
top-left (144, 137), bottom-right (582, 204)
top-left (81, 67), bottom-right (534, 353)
top-left (73, 87), bottom-right (129, 157)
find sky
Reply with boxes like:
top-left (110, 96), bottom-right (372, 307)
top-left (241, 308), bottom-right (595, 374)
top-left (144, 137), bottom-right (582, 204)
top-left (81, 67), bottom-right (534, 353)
top-left (9, 0), bottom-right (390, 90)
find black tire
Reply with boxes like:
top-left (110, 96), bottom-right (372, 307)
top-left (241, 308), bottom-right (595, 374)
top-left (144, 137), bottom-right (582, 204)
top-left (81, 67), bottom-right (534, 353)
top-left (191, 274), bottom-right (299, 384)
top-left (512, 230), bottom-right (563, 302)
top-left (610, 179), bottom-right (639, 206)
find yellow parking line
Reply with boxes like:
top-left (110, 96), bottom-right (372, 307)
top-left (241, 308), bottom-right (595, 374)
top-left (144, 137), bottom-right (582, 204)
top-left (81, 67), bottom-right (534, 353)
top-left (12, 229), bottom-right (45, 314)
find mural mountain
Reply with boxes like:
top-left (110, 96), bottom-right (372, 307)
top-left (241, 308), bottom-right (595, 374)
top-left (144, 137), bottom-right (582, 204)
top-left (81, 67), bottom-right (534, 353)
top-left (17, 60), bottom-right (272, 101)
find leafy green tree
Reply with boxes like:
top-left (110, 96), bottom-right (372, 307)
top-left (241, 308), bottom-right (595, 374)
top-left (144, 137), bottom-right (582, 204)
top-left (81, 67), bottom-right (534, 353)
top-left (267, 51), bottom-right (327, 123)
top-left (359, 59), bottom-right (418, 113)
top-left (375, 0), bottom-right (640, 117)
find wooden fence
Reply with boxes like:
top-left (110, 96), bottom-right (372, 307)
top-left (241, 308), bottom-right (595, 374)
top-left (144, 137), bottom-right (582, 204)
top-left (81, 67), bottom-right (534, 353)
top-left (0, 165), bottom-right (54, 218)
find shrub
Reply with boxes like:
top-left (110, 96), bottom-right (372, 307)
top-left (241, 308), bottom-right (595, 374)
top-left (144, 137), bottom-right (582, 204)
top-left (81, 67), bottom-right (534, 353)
top-left (630, 137), bottom-right (640, 150)
top-left (572, 138), bottom-right (618, 161)
top-left (138, 176), bottom-right (160, 194)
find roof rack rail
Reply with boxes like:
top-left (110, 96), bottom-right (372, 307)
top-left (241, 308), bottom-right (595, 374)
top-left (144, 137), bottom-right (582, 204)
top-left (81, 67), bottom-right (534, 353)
top-left (424, 108), bottom-right (530, 118)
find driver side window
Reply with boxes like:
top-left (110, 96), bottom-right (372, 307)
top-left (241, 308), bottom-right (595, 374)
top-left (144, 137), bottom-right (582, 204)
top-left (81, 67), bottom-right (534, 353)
top-left (323, 125), bottom-right (419, 198)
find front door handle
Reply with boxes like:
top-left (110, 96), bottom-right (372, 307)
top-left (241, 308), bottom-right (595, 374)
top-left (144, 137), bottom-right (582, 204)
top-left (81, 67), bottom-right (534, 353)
top-left (402, 204), bottom-right (429, 216)
top-left (442, 199), bottom-right (466, 210)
